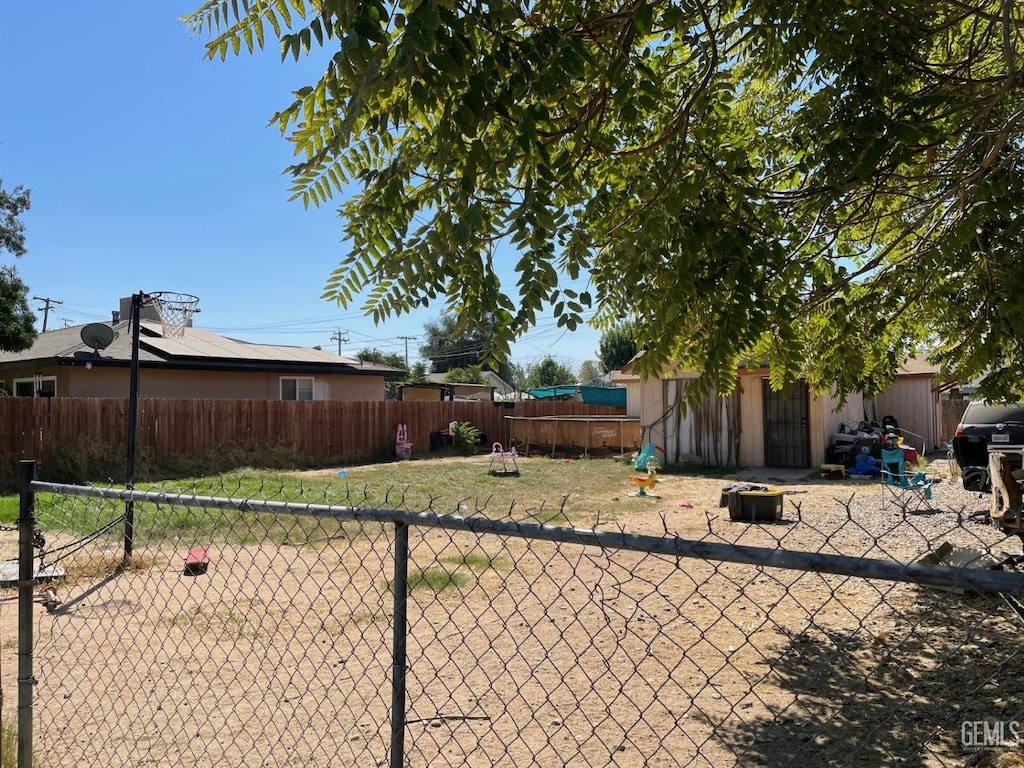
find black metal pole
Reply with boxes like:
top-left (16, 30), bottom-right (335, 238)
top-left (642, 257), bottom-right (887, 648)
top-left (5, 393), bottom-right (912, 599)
top-left (124, 292), bottom-right (142, 560)
top-left (389, 521), bottom-right (409, 768)
top-left (17, 461), bottom-right (35, 768)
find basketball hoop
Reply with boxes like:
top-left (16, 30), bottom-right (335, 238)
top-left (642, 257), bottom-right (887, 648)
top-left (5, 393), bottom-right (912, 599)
top-left (149, 291), bottom-right (200, 339)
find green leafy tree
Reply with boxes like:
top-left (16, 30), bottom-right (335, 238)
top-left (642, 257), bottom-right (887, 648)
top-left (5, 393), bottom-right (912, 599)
top-left (355, 347), bottom-right (406, 370)
top-left (524, 357), bottom-right (576, 390)
top-left (419, 314), bottom-right (512, 381)
top-left (419, 314), bottom-right (487, 373)
top-left (506, 362), bottom-right (528, 395)
top-left (577, 360), bottom-right (602, 384)
top-left (187, 1), bottom-right (1024, 401)
top-left (0, 180), bottom-right (35, 352)
top-left (598, 322), bottom-right (638, 373)
top-left (408, 361), bottom-right (429, 383)
top-left (443, 365), bottom-right (484, 384)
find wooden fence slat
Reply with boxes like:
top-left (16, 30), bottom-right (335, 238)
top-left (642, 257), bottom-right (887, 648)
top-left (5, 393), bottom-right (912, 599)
top-left (0, 397), bottom-right (625, 470)
top-left (940, 398), bottom-right (970, 443)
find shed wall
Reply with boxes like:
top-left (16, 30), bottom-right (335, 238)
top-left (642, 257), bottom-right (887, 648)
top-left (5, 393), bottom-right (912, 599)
top-left (737, 374), bottom-right (764, 467)
top-left (873, 377), bottom-right (939, 452)
top-left (628, 368), bottom-right (919, 469)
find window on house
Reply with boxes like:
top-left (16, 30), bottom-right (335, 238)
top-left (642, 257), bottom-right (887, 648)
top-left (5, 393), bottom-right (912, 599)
top-left (280, 377), bottom-right (314, 401)
top-left (14, 376), bottom-right (56, 398)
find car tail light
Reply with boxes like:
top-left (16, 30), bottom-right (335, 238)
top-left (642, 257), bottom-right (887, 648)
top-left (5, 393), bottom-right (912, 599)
top-left (955, 423), bottom-right (964, 436)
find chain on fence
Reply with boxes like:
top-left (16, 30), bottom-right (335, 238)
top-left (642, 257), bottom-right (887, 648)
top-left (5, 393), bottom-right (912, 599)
top-left (4, 466), bottom-right (1024, 767)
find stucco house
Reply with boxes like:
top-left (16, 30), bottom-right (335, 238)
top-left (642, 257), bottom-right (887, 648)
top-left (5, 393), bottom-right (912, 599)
top-left (612, 356), bottom-right (942, 469)
top-left (0, 317), bottom-right (403, 401)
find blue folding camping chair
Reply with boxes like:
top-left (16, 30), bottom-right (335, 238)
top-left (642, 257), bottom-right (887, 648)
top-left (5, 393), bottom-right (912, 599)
top-left (880, 447), bottom-right (938, 512)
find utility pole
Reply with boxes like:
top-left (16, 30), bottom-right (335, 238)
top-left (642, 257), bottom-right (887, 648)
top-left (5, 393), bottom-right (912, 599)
top-left (330, 328), bottom-right (349, 356)
top-left (398, 335), bottom-right (417, 369)
top-left (32, 296), bottom-right (63, 332)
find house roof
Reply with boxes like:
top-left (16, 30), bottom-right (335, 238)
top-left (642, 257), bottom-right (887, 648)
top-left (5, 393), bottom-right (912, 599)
top-left (424, 374), bottom-right (492, 388)
top-left (897, 354), bottom-right (941, 377)
top-left (425, 370), bottom-right (514, 392)
top-left (0, 321), bottom-right (405, 377)
top-left (415, 378), bottom-right (497, 401)
top-left (618, 350), bottom-right (645, 374)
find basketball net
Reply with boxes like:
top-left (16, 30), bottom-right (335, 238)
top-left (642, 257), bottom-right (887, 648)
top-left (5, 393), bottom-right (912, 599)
top-left (150, 292), bottom-right (199, 339)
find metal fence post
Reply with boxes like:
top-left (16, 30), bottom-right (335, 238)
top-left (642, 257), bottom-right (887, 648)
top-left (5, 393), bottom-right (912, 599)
top-left (17, 461), bottom-right (35, 768)
top-left (390, 521), bottom-right (409, 768)
top-left (124, 291), bottom-right (142, 561)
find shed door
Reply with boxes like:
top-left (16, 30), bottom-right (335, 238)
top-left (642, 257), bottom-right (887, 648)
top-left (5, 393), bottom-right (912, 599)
top-left (763, 380), bottom-right (810, 467)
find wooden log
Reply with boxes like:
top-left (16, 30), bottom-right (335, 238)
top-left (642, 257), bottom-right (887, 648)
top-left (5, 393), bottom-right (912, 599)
top-left (988, 452), bottom-right (1021, 530)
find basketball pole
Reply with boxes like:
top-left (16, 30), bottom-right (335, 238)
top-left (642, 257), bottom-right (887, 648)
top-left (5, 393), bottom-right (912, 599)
top-left (124, 291), bottom-right (142, 562)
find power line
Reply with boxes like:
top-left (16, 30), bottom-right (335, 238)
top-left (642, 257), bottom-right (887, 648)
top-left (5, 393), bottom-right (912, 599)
top-left (330, 328), bottom-right (349, 356)
top-left (397, 335), bottom-right (417, 368)
top-left (209, 313), bottom-right (363, 333)
top-left (201, 305), bottom-right (602, 362)
top-left (32, 296), bottom-right (63, 332)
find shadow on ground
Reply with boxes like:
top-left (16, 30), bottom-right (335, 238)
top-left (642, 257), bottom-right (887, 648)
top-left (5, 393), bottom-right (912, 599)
top-left (708, 587), bottom-right (1024, 767)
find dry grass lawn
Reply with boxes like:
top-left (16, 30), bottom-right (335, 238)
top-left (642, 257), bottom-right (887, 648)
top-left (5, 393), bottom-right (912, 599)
top-left (0, 454), bottom-right (1021, 767)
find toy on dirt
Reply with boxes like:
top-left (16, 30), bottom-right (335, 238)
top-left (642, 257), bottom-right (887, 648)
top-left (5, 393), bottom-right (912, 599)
top-left (628, 465), bottom-right (661, 498)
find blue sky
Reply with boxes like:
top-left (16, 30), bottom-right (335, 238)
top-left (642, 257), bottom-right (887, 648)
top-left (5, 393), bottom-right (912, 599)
top-left (0, 2), bottom-right (603, 371)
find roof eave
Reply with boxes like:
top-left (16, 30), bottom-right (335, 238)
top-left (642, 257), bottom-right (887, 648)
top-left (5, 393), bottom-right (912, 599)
top-left (1, 356), bottom-right (396, 377)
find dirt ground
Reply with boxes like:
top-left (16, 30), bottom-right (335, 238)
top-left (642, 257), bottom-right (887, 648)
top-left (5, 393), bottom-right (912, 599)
top-left (3, 459), bottom-right (1023, 767)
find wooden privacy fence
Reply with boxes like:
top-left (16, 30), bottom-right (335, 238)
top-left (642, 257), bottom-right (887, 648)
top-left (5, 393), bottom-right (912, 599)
top-left (939, 398), bottom-right (970, 443)
top-left (0, 398), bottom-right (624, 469)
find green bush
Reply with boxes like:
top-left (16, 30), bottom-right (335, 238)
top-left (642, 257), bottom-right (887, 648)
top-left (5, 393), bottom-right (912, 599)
top-left (450, 422), bottom-right (482, 455)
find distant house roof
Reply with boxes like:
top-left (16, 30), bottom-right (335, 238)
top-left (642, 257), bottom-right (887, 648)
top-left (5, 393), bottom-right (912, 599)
top-left (618, 350), bottom-right (645, 374)
top-left (897, 355), bottom-right (941, 377)
top-left (425, 370), bottom-right (514, 394)
top-left (0, 321), bottom-right (405, 377)
top-left (425, 373), bottom-right (461, 385)
top-left (415, 377), bottom-right (496, 400)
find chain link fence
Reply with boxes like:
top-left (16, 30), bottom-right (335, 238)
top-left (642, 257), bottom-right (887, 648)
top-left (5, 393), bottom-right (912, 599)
top-left (6, 462), bottom-right (1024, 767)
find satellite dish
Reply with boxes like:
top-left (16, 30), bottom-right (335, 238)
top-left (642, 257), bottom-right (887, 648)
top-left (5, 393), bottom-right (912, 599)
top-left (80, 323), bottom-right (116, 353)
